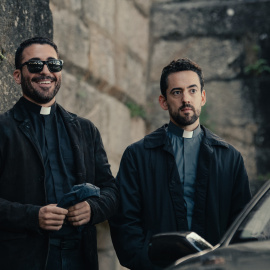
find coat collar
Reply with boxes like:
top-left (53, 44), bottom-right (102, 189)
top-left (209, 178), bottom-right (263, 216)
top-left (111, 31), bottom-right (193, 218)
top-left (12, 97), bottom-right (78, 123)
top-left (144, 124), bottom-right (229, 149)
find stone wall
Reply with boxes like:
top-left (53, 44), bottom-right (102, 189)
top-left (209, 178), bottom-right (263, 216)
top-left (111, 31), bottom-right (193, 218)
top-left (148, 0), bottom-right (270, 193)
top-left (0, 0), bottom-right (53, 113)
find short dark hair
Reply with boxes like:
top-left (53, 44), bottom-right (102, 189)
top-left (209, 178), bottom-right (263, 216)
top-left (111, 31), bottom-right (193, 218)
top-left (15, 37), bottom-right (59, 69)
top-left (160, 58), bottom-right (205, 98)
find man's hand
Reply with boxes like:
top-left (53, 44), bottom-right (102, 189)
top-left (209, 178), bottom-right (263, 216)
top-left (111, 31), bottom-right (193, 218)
top-left (67, 201), bottom-right (91, 226)
top-left (39, 204), bottom-right (68, 231)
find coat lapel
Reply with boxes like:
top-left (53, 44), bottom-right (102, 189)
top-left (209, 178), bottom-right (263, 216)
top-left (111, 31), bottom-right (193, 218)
top-left (58, 105), bottom-right (86, 183)
top-left (191, 140), bottom-right (213, 237)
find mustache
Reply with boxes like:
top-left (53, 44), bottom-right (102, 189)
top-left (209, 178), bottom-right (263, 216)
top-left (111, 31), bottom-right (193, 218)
top-left (32, 76), bottom-right (56, 82)
top-left (178, 104), bottom-right (195, 111)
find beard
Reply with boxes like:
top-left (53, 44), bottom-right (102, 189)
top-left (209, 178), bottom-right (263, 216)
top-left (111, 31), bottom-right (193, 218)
top-left (21, 73), bottom-right (61, 104)
top-left (168, 103), bottom-right (201, 127)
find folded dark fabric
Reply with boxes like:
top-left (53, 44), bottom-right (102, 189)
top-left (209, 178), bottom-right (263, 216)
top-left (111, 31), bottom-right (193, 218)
top-left (57, 183), bottom-right (100, 209)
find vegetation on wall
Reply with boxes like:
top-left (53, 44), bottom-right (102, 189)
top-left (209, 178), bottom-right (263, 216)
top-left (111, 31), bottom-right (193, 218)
top-left (244, 58), bottom-right (270, 76)
top-left (0, 49), bottom-right (6, 63)
top-left (244, 45), bottom-right (270, 76)
top-left (125, 101), bottom-right (146, 119)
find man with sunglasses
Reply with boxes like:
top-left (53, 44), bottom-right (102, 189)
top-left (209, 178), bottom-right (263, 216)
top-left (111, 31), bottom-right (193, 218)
top-left (0, 37), bottom-right (118, 270)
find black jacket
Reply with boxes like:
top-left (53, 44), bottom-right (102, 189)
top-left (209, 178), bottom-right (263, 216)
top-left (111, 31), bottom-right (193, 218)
top-left (110, 124), bottom-right (251, 270)
top-left (0, 98), bottom-right (118, 270)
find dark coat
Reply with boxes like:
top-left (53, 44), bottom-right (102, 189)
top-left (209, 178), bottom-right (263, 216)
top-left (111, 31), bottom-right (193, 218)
top-left (110, 124), bottom-right (251, 270)
top-left (0, 98), bottom-right (118, 270)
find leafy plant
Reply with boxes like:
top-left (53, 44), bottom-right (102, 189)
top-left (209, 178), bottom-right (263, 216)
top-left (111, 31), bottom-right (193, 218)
top-left (125, 101), bottom-right (146, 119)
top-left (244, 59), bottom-right (270, 76)
top-left (0, 51), bottom-right (6, 62)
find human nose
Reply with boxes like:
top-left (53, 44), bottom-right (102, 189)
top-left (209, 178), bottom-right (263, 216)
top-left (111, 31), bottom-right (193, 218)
top-left (40, 63), bottom-right (51, 74)
top-left (181, 91), bottom-right (190, 103)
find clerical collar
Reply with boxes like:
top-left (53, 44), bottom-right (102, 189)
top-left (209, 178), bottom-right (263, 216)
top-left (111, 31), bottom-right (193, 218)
top-left (168, 121), bottom-right (202, 138)
top-left (21, 97), bottom-right (56, 115)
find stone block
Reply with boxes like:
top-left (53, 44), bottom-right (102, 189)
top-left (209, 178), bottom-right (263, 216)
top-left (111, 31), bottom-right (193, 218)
top-left (57, 71), bottom-right (141, 175)
top-left (0, 0), bottom-right (53, 113)
top-left (146, 83), bottom-right (169, 133)
top-left (151, 1), bottom-right (270, 39)
top-left (89, 26), bottom-right (116, 86)
top-left (81, 0), bottom-right (116, 35)
top-left (50, 0), bottom-right (82, 12)
top-left (133, 0), bottom-right (152, 16)
top-left (150, 37), bottom-right (242, 82)
top-left (131, 117), bottom-right (146, 142)
top-left (116, 50), bottom-right (147, 105)
top-left (205, 80), bottom-right (252, 128)
top-left (52, 9), bottom-right (90, 70)
top-left (116, 0), bottom-right (149, 60)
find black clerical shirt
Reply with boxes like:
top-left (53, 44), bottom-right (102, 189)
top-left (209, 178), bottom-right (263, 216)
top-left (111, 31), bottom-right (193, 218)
top-left (22, 97), bottom-right (80, 238)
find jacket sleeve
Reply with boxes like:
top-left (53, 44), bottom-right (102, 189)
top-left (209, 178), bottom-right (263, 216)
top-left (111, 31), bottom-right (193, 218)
top-left (0, 116), bottom-right (42, 234)
top-left (0, 198), bottom-right (41, 233)
top-left (109, 146), bottom-right (154, 270)
top-left (229, 152), bottom-right (252, 226)
top-left (86, 127), bottom-right (119, 225)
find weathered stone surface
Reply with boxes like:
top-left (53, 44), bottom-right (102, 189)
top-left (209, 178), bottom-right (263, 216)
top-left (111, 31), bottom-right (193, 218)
top-left (116, 0), bottom-right (149, 61)
top-left (56, 70), bottom-right (136, 175)
top-left (204, 80), bottom-right (257, 179)
top-left (82, 0), bottom-right (116, 35)
top-left (50, 0), bottom-right (82, 12)
top-left (89, 25), bottom-right (116, 86)
top-left (133, 0), bottom-right (152, 16)
top-left (151, 1), bottom-right (270, 39)
top-left (146, 83), bottom-right (169, 132)
top-left (51, 8), bottom-right (90, 70)
top-left (116, 51), bottom-right (147, 105)
top-left (150, 37), bottom-right (242, 82)
top-left (205, 80), bottom-right (252, 128)
top-left (0, 0), bottom-right (53, 113)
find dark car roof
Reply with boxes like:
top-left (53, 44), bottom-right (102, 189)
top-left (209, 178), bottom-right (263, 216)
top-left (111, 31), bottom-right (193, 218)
top-left (170, 240), bottom-right (270, 270)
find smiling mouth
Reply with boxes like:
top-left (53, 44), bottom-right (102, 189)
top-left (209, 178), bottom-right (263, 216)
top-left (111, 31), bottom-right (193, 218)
top-left (32, 76), bottom-right (56, 85)
top-left (37, 80), bottom-right (52, 85)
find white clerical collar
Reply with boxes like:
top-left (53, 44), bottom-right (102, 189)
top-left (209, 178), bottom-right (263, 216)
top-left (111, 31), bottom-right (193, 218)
top-left (167, 121), bottom-right (202, 138)
top-left (183, 130), bottom-right (193, 138)
top-left (40, 106), bottom-right (51, 115)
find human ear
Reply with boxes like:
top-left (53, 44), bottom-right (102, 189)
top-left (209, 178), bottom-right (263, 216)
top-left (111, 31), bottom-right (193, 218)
top-left (201, 89), bottom-right (206, 106)
top-left (13, 69), bottom-right (22, 85)
top-left (159, 95), bottom-right (168, 111)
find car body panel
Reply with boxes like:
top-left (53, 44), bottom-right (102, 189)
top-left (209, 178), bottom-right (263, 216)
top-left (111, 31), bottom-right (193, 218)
top-left (167, 240), bottom-right (270, 270)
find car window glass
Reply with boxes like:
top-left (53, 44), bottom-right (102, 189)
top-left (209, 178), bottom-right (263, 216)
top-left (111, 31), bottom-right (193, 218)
top-left (231, 189), bottom-right (270, 244)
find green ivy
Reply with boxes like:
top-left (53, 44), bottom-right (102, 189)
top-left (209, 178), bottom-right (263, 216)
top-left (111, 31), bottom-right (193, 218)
top-left (244, 59), bottom-right (270, 76)
top-left (256, 173), bottom-right (270, 182)
top-left (125, 101), bottom-right (146, 119)
top-left (0, 52), bottom-right (6, 62)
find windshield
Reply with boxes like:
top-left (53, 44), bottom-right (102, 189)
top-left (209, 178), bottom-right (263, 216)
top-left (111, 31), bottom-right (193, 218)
top-left (231, 188), bottom-right (270, 243)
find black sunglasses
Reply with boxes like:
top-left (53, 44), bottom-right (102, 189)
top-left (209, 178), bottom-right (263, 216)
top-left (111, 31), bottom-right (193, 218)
top-left (20, 59), bottom-right (64, 73)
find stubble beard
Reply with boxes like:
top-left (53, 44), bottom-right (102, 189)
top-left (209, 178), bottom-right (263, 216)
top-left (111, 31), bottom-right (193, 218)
top-left (21, 73), bottom-right (61, 104)
top-left (168, 103), bottom-right (201, 127)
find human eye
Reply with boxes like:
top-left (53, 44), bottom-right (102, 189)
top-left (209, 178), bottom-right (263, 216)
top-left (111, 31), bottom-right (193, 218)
top-left (172, 90), bottom-right (181, 96)
top-left (190, 88), bottom-right (197, 94)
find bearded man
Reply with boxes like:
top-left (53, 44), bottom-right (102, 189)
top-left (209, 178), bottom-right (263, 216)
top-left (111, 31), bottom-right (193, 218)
top-left (110, 58), bottom-right (251, 270)
top-left (0, 37), bottom-right (118, 270)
